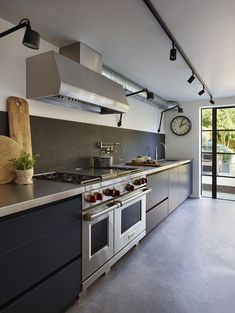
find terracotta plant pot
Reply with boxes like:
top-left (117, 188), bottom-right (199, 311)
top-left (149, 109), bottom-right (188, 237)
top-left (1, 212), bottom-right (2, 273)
top-left (15, 168), bottom-right (34, 185)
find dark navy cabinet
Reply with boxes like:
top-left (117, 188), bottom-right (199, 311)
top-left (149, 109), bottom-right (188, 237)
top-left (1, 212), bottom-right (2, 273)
top-left (146, 170), bottom-right (168, 234)
top-left (146, 170), bottom-right (168, 212)
top-left (0, 196), bottom-right (82, 313)
top-left (169, 163), bottom-right (192, 214)
top-left (146, 162), bottom-right (192, 233)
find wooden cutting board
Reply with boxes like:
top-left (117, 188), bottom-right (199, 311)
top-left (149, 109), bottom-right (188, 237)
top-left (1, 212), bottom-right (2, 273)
top-left (126, 162), bottom-right (161, 167)
top-left (7, 96), bottom-right (32, 155)
top-left (0, 135), bottom-right (21, 184)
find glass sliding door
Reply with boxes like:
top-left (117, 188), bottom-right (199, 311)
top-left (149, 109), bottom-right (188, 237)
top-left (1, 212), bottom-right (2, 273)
top-left (201, 108), bottom-right (213, 197)
top-left (201, 107), bottom-right (235, 200)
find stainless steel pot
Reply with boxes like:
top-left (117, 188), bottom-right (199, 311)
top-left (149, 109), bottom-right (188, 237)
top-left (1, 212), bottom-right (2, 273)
top-left (94, 155), bottom-right (113, 168)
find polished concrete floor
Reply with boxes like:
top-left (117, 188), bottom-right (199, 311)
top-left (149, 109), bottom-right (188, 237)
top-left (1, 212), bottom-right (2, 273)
top-left (67, 198), bottom-right (235, 313)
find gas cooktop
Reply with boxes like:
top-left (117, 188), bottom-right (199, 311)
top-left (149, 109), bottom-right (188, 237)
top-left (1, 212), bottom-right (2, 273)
top-left (73, 167), bottom-right (140, 180)
top-left (35, 172), bottom-right (101, 185)
top-left (35, 167), bottom-right (141, 184)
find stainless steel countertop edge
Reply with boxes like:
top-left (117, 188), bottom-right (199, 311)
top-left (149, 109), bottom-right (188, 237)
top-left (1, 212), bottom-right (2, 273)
top-left (143, 159), bottom-right (192, 175)
top-left (0, 159), bottom-right (192, 219)
top-left (0, 185), bottom-right (85, 218)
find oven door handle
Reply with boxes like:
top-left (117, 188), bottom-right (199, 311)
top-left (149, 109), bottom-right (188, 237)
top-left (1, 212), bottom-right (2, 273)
top-left (117, 187), bottom-right (152, 206)
top-left (83, 202), bottom-right (120, 221)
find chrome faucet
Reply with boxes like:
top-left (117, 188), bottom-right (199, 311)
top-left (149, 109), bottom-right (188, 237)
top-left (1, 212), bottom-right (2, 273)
top-left (155, 143), bottom-right (167, 161)
top-left (145, 146), bottom-right (150, 157)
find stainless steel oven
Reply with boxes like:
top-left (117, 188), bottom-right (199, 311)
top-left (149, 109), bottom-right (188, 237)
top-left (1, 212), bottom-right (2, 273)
top-left (82, 184), bottom-right (151, 288)
top-left (35, 168), bottom-right (151, 290)
top-left (114, 187), bottom-right (148, 254)
top-left (82, 201), bottom-right (118, 282)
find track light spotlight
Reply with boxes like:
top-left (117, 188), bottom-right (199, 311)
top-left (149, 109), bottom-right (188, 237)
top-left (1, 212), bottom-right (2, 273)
top-left (22, 23), bottom-right (40, 49)
top-left (169, 42), bottom-right (177, 61)
top-left (187, 71), bottom-right (195, 84)
top-left (198, 86), bottom-right (205, 96)
top-left (146, 90), bottom-right (154, 100)
top-left (178, 106), bottom-right (183, 113)
top-left (209, 96), bottom-right (215, 105)
top-left (117, 113), bottom-right (123, 127)
top-left (0, 18), bottom-right (40, 49)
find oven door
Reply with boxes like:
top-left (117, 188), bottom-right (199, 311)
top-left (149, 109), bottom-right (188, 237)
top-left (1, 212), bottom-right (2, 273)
top-left (82, 202), bottom-right (119, 281)
top-left (114, 187), bottom-right (151, 254)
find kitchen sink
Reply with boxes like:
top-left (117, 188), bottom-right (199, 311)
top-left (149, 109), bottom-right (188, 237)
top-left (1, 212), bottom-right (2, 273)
top-left (157, 159), bottom-right (180, 164)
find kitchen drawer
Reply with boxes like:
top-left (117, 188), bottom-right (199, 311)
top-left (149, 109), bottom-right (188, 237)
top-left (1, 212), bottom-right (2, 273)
top-left (0, 220), bottom-right (81, 308)
top-left (146, 171), bottom-right (168, 211)
top-left (0, 196), bottom-right (81, 255)
top-left (1, 258), bottom-right (81, 313)
top-left (146, 199), bottom-right (168, 234)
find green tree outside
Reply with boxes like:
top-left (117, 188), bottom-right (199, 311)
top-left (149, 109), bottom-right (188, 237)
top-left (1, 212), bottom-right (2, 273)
top-left (202, 108), bottom-right (235, 152)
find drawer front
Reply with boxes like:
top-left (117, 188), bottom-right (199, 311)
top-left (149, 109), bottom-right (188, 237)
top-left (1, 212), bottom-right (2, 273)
top-left (146, 171), bottom-right (168, 211)
top-left (146, 199), bottom-right (168, 234)
top-left (1, 258), bottom-right (81, 313)
top-left (0, 220), bottom-right (81, 307)
top-left (0, 196), bottom-right (81, 255)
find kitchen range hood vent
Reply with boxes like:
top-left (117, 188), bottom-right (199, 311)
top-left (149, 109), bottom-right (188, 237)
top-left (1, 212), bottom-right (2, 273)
top-left (26, 44), bottom-right (129, 114)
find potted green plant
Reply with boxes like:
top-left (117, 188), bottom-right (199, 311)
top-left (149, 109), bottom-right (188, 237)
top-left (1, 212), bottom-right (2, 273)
top-left (11, 151), bottom-right (38, 185)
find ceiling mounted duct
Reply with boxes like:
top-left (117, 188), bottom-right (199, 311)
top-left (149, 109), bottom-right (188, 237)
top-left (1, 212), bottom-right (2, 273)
top-left (26, 43), bottom-right (129, 114)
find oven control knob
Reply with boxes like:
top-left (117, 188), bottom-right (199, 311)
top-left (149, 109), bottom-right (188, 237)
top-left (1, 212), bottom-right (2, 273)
top-left (103, 189), bottom-right (112, 196)
top-left (126, 184), bottom-right (134, 191)
top-left (85, 194), bottom-right (97, 203)
top-left (111, 189), bottom-right (117, 197)
top-left (114, 189), bottom-right (120, 197)
top-left (141, 178), bottom-right (146, 184)
top-left (134, 179), bottom-right (141, 185)
top-left (96, 192), bottom-right (103, 201)
top-left (144, 177), bottom-right (148, 184)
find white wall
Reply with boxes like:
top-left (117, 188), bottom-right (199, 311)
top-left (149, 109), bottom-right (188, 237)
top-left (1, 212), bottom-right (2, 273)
top-left (164, 98), bottom-right (235, 198)
top-left (0, 18), bottom-right (161, 133)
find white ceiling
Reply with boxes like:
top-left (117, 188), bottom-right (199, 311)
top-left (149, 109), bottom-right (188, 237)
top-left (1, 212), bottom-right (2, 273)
top-left (0, 0), bottom-right (235, 103)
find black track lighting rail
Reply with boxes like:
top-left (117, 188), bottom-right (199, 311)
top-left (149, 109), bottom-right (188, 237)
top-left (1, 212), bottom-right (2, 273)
top-left (142, 0), bottom-right (214, 102)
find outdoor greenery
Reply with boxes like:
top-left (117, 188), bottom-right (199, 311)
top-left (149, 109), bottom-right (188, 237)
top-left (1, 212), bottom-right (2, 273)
top-left (202, 108), bottom-right (235, 153)
top-left (11, 151), bottom-right (38, 170)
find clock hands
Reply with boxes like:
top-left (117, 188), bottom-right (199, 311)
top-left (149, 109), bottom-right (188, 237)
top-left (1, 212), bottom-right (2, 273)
top-left (180, 121), bottom-right (188, 127)
top-left (180, 119), bottom-right (188, 127)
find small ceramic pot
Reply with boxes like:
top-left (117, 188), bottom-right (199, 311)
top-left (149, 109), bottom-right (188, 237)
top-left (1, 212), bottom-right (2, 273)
top-left (15, 168), bottom-right (34, 185)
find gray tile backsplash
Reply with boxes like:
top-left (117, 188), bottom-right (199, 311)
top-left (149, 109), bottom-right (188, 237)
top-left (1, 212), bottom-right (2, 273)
top-left (0, 111), bottom-right (165, 173)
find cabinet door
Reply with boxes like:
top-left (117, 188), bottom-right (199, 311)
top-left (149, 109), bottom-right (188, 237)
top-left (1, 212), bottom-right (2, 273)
top-left (168, 167), bottom-right (180, 214)
top-left (0, 196), bottom-right (82, 255)
top-left (1, 258), bottom-right (81, 313)
top-left (0, 221), bottom-right (81, 307)
top-left (0, 196), bottom-right (82, 308)
top-left (179, 163), bottom-right (192, 203)
top-left (169, 163), bottom-right (192, 214)
top-left (186, 163), bottom-right (193, 197)
top-left (146, 171), bottom-right (168, 211)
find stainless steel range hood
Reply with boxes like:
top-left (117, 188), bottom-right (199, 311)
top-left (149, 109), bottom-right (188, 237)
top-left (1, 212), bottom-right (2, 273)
top-left (26, 43), bottom-right (129, 114)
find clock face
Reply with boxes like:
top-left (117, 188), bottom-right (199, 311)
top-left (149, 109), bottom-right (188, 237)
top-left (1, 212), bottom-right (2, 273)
top-left (170, 115), bottom-right (192, 136)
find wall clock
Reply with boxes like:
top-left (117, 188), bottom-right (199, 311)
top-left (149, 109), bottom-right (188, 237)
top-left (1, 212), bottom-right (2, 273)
top-left (170, 115), bottom-right (192, 136)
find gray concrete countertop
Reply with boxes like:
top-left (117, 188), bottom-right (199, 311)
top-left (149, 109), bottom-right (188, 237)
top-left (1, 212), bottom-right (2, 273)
top-left (0, 159), bottom-right (192, 219)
